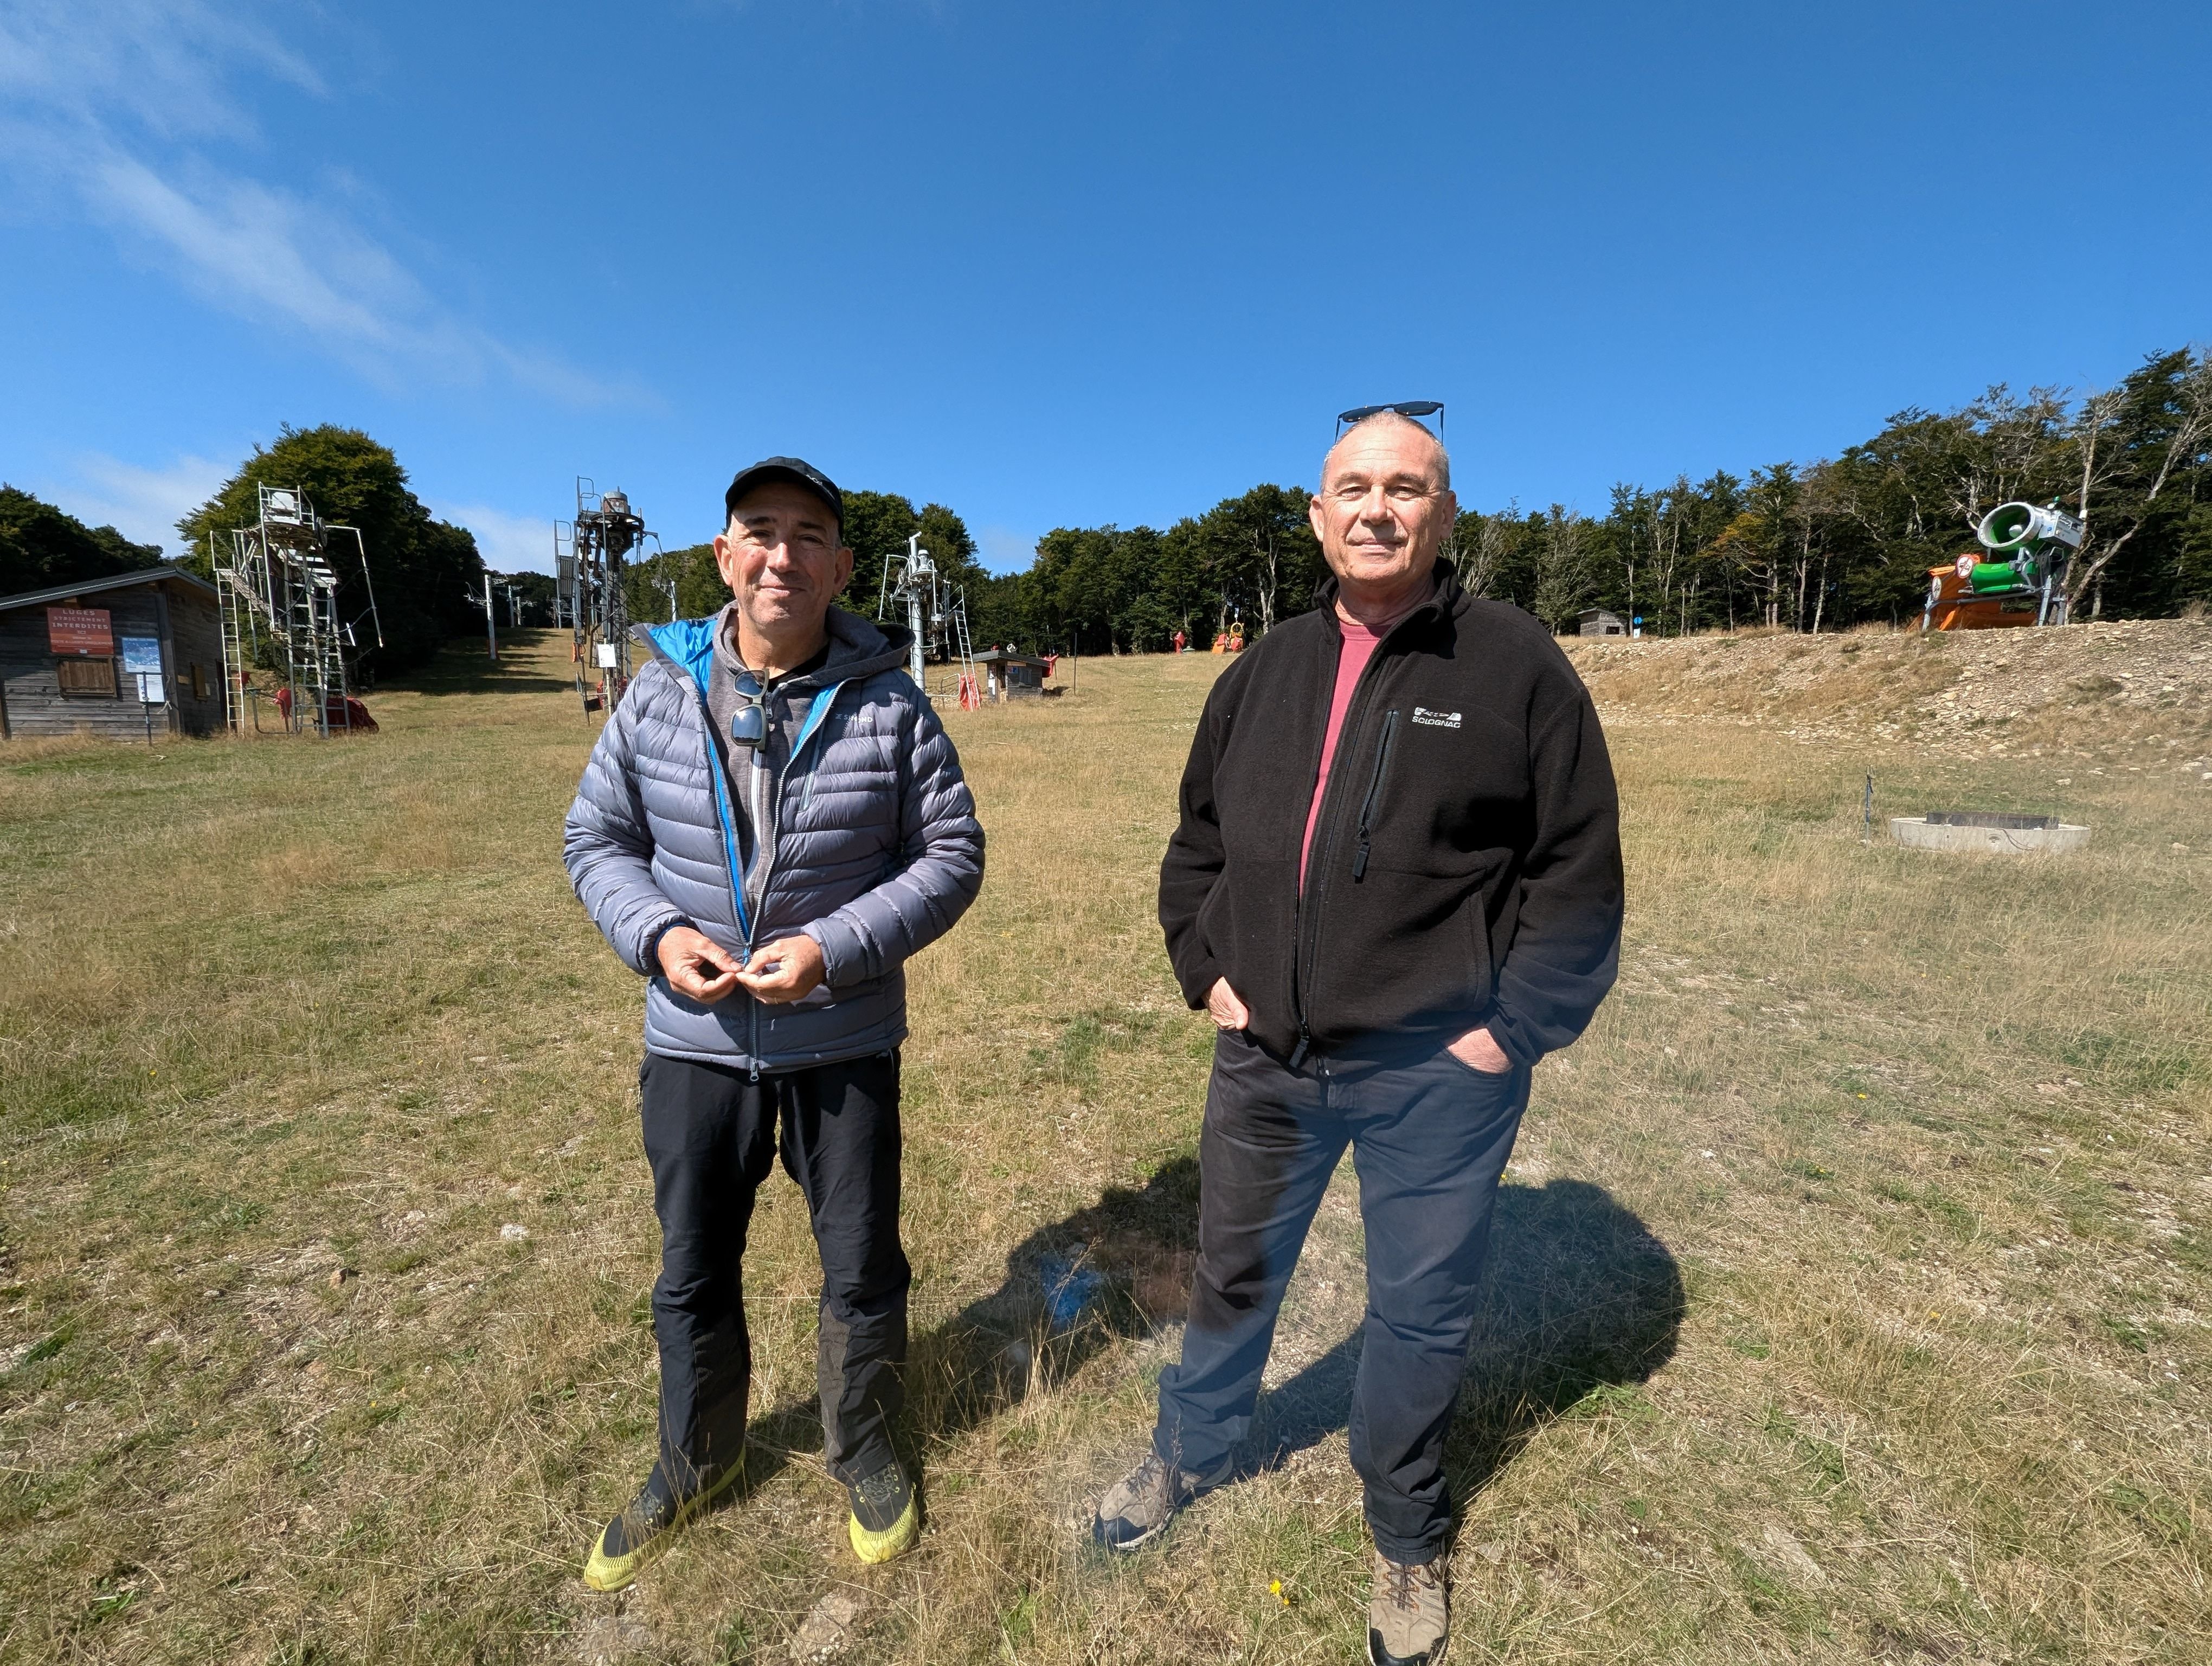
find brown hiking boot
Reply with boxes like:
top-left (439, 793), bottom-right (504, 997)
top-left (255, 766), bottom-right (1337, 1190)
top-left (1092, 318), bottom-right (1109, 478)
top-left (1089, 1451), bottom-right (1203, 1552)
top-left (1367, 1549), bottom-right (1448, 1664)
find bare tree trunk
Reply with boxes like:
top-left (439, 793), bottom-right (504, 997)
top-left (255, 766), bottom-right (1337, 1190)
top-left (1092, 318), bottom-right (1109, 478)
top-left (1456, 511), bottom-right (1513, 599)
top-left (2065, 362), bottom-right (2212, 610)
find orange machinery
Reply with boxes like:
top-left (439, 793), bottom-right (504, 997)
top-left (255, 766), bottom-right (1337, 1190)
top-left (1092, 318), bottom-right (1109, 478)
top-left (1921, 501), bottom-right (2080, 632)
top-left (1923, 554), bottom-right (2042, 631)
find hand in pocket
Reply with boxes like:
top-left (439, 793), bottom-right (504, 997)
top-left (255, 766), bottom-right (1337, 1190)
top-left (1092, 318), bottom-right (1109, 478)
top-left (1207, 978), bottom-right (1251, 1030)
top-left (1446, 1025), bottom-right (1512, 1075)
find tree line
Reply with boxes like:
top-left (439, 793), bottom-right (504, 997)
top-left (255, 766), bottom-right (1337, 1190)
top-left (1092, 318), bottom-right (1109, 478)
top-left (958, 346), bottom-right (2210, 651)
top-left (21, 345), bottom-right (2198, 674)
top-left (618, 345), bottom-right (2211, 655)
top-left (615, 483), bottom-right (1321, 656)
top-left (0, 487), bottom-right (164, 598)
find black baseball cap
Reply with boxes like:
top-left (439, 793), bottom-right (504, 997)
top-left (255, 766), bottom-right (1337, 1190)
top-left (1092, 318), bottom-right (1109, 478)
top-left (724, 456), bottom-right (844, 534)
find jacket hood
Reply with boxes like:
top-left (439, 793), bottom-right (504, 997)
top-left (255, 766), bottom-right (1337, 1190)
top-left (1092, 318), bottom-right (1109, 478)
top-left (637, 603), bottom-right (914, 698)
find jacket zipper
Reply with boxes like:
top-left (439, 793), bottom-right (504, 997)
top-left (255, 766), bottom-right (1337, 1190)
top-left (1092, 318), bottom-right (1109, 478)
top-left (668, 669), bottom-right (753, 944)
top-left (741, 679), bottom-right (848, 1077)
top-left (743, 681), bottom-right (845, 948)
top-left (1350, 709), bottom-right (1399, 882)
top-left (1289, 596), bottom-right (1436, 1067)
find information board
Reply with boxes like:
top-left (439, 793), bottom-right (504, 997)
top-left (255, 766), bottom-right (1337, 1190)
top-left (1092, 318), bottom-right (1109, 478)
top-left (120, 637), bottom-right (164, 702)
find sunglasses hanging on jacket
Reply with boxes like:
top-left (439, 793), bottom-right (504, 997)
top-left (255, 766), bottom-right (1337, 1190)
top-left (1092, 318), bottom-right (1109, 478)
top-left (730, 670), bottom-right (766, 748)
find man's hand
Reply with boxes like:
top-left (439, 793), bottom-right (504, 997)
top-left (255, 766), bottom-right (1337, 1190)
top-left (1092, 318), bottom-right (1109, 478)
top-left (735, 933), bottom-right (827, 1005)
top-left (657, 925), bottom-right (743, 1004)
top-left (1447, 1025), bottom-right (1513, 1075)
top-left (1206, 977), bottom-right (1251, 1030)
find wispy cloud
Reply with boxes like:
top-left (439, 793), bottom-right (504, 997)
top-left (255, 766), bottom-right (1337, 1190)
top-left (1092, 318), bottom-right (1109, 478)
top-left (0, 1), bottom-right (633, 402)
top-left (47, 449), bottom-right (232, 553)
top-left (433, 502), bottom-right (561, 576)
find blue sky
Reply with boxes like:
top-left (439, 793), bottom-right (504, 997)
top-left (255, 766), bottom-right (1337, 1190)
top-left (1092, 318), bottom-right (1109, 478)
top-left (3, 1), bottom-right (2207, 575)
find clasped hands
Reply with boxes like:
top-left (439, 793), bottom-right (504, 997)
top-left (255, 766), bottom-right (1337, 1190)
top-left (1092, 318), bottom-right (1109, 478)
top-left (1207, 976), bottom-right (1510, 1075)
top-left (656, 924), bottom-right (825, 1005)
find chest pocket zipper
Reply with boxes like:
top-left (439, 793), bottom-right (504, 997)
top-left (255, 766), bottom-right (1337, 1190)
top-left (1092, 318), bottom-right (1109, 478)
top-left (1351, 708), bottom-right (1400, 882)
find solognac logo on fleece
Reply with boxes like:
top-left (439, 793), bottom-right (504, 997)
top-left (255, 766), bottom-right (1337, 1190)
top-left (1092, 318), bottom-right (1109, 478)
top-left (1410, 706), bottom-right (1462, 729)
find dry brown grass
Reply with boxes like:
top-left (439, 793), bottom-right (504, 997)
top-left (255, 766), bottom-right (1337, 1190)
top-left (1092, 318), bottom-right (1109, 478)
top-left (2, 626), bottom-right (2208, 1664)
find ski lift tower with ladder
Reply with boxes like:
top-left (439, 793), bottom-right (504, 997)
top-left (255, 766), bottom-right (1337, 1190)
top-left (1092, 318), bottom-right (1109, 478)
top-left (876, 533), bottom-right (979, 706)
top-left (210, 483), bottom-right (383, 736)
top-left (555, 479), bottom-right (661, 715)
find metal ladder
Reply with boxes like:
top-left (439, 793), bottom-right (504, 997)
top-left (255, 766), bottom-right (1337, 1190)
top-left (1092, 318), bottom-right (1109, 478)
top-left (217, 574), bottom-right (250, 733)
top-left (949, 589), bottom-right (981, 708)
top-left (214, 533), bottom-right (272, 734)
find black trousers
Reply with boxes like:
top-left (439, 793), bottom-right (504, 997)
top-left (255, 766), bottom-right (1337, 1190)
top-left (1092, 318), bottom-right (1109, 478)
top-left (639, 1049), bottom-right (909, 1493)
top-left (1154, 1031), bottom-right (1528, 1564)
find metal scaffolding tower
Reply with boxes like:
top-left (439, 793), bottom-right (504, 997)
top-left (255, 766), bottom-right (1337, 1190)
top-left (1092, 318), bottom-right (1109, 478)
top-left (211, 483), bottom-right (382, 735)
top-left (876, 533), bottom-right (978, 705)
top-left (555, 478), bottom-right (659, 715)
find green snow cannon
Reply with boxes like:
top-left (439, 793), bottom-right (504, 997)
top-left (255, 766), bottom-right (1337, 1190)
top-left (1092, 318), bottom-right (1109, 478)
top-left (1969, 500), bottom-right (2084, 625)
top-left (1978, 501), bottom-right (2083, 562)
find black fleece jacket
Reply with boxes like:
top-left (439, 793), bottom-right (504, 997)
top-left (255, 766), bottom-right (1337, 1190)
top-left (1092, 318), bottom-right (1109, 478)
top-left (1159, 566), bottom-right (1623, 1068)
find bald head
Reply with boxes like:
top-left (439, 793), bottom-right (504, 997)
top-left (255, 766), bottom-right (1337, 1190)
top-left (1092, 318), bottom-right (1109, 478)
top-left (1321, 411), bottom-right (1450, 494)
top-left (1308, 411), bottom-right (1459, 623)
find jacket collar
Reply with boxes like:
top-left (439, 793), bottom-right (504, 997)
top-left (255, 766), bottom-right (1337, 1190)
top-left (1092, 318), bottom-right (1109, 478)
top-left (1311, 561), bottom-right (1463, 638)
top-left (639, 603), bottom-right (914, 701)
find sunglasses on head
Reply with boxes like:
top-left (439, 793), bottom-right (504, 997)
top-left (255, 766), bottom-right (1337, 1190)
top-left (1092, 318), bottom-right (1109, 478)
top-left (1335, 400), bottom-right (1444, 439)
top-left (730, 670), bottom-right (766, 748)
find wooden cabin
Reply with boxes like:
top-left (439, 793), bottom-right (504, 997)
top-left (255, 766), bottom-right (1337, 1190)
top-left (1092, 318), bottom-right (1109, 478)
top-left (973, 648), bottom-right (1050, 700)
top-left (0, 567), bottom-right (226, 741)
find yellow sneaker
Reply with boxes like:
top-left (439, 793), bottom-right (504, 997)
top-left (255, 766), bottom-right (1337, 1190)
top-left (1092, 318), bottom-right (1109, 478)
top-left (582, 1456), bottom-right (743, 1593)
top-left (846, 1459), bottom-right (921, 1564)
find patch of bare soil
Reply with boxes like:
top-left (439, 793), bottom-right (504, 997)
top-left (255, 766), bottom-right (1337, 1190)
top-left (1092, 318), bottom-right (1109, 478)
top-left (1566, 618), bottom-right (2212, 763)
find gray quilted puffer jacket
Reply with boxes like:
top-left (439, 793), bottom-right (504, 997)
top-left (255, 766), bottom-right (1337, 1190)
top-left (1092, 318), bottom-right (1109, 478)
top-left (563, 606), bottom-right (983, 1074)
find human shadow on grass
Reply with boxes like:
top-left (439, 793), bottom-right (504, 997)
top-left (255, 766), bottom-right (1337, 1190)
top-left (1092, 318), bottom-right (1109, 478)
top-left (727, 1156), bottom-right (1205, 1493)
top-left (726, 1163), bottom-right (1680, 1526)
top-left (1242, 1177), bottom-right (1685, 1508)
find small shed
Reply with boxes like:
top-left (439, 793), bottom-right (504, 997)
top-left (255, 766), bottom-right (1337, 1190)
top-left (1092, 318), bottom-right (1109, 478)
top-left (0, 566), bottom-right (227, 741)
top-left (1577, 608), bottom-right (1627, 637)
top-left (973, 648), bottom-right (1050, 701)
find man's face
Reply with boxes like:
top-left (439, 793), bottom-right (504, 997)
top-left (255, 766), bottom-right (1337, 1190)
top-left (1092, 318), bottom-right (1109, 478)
top-left (713, 482), bottom-right (854, 637)
top-left (1308, 420), bottom-right (1458, 593)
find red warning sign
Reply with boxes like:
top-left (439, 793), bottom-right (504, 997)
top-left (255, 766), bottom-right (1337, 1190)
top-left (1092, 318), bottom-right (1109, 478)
top-left (47, 607), bottom-right (114, 656)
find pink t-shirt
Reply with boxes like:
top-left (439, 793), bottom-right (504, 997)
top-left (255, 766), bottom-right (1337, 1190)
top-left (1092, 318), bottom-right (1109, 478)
top-left (1298, 616), bottom-right (1387, 890)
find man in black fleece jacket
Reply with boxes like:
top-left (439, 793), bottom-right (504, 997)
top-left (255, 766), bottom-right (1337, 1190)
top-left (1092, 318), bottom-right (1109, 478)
top-left (1091, 412), bottom-right (1623, 1666)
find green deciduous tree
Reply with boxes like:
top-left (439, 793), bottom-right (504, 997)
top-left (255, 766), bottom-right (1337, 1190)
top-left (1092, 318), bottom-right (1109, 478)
top-left (0, 487), bottom-right (164, 598)
top-left (1528, 505), bottom-right (1592, 632)
top-left (623, 544), bottom-right (725, 626)
top-left (178, 425), bottom-right (485, 673)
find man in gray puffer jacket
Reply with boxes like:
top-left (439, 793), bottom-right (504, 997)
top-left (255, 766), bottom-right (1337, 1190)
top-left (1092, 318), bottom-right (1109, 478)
top-left (563, 456), bottom-right (982, 1592)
